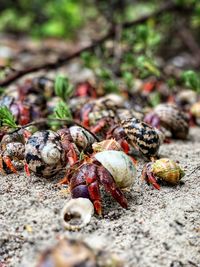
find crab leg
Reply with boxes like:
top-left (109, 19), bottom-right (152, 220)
top-left (84, 165), bottom-right (102, 215)
top-left (3, 156), bottom-right (17, 173)
top-left (98, 165), bottom-right (128, 209)
top-left (141, 164), bottom-right (160, 190)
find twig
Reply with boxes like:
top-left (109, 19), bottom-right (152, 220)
top-left (0, 1), bottom-right (178, 87)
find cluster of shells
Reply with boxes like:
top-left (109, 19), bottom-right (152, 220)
top-left (1, 75), bottom-right (199, 266)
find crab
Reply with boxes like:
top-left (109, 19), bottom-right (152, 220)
top-left (79, 94), bottom-right (125, 128)
top-left (0, 129), bottom-right (31, 174)
top-left (65, 150), bottom-right (136, 215)
top-left (144, 103), bottom-right (189, 140)
top-left (107, 118), bottom-right (161, 160)
top-left (24, 128), bottom-right (80, 177)
top-left (141, 158), bottom-right (185, 190)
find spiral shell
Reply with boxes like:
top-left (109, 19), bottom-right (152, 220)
top-left (152, 158), bottom-right (185, 184)
top-left (154, 103), bottom-right (189, 139)
top-left (69, 126), bottom-right (96, 151)
top-left (25, 130), bottom-right (66, 177)
top-left (121, 118), bottom-right (160, 158)
top-left (61, 198), bottom-right (94, 231)
top-left (94, 150), bottom-right (136, 189)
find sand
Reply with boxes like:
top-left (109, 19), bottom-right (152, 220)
top-left (0, 127), bottom-right (200, 267)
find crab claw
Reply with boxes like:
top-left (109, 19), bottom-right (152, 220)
top-left (98, 165), bottom-right (128, 209)
top-left (141, 164), bottom-right (160, 190)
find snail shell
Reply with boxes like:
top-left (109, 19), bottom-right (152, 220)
top-left (61, 198), bottom-right (94, 231)
top-left (152, 158), bottom-right (185, 184)
top-left (25, 130), bottom-right (66, 177)
top-left (69, 126), bottom-right (96, 151)
top-left (94, 150), bottom-right (136, 189)
top-left (121, 118), bottom-right (160, 158)
top-left (154, 103), bottom-right (189, 139)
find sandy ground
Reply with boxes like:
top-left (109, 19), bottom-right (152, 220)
top-left (0, 127), bottom-right (200, 267)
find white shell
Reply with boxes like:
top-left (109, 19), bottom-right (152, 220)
top-left (41, 143), bottom-right (61, 165)
top-left (61, 198), bottom-right (94, 231)
top-left (94, 150), bottom-right (136, 189)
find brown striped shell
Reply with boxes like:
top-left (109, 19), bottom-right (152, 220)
top-left (151, 158), bottom-right (185, 184)
top-left (121, 118), bottom-right (160, 158)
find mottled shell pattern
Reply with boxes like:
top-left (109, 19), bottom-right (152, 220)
top-left (25, 130), bottom-right (66, 177)
top-left (152, 158), bottom-right (185, 184)
top-left (94, 150), bottom-right (136, 189)
top-left (69, 125), bottom-right (96, 151)
top-left (121, 118), bottom-right (160, 158)
top-left (154, 103), bottom-right (189, 139)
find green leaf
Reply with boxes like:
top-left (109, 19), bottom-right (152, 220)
top-left (0, 106), bottom-right (18, 129)
top-left (54, 100), bottom-right (72, 120)
top-left (55, 75), bottom-right (74, 101)
top-left (181, 70), bottom-right (200, 91)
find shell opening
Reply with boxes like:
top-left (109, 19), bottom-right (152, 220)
top-left (61, 198), bottom-right (94, 231)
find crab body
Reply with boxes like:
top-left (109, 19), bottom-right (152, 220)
top-left (142, 158), bottom-right (185, 189)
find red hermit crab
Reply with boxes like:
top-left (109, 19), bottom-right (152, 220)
top-left (65, 150), bottom-right (137, 215)
top-left (141, 158), bottom-right (185, 190)
top-left (24, 126), bottom-right (98, 177)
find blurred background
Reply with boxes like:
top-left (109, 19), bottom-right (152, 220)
top-left (0, 0), bottom-right (200, 95)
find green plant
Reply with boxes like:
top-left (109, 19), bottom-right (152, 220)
top-left (0, 106), bottom-right (18, 129)
top-left (181, 70), bottom-right (200, 92)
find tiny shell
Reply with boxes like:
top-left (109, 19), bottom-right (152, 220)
top-left (94, 150), bottom-right (136, 189)
top-left (61, 198), bottom-right (94, 231)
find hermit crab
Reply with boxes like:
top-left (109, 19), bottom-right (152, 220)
top-left (144, 103), bottom-right (189, 139)
top-left (108, 118), bottom-right (161, 159)
top-left (0, 129), bottom-right (31, 174)
top-left (66, 150), bottom-right (136, 215)
top-left (37, 237), bottom-right (124, 267)
top-left (141, 158), bottom-right (185, 190)
top-left (25, 128), bottom-right (80, 177)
